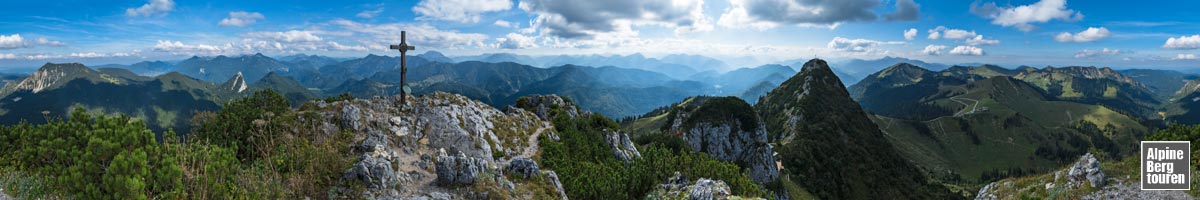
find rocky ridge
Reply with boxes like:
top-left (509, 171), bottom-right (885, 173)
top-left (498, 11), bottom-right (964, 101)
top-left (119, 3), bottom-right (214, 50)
top-left (314, 92), bottom-right (565, 199)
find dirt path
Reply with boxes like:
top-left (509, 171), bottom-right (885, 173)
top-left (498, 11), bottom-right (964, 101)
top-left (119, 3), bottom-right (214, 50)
top-left (514, 122), bottom-right (551, 160)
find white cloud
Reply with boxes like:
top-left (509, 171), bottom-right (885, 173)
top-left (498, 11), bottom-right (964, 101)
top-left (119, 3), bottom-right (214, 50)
top-left (949, 45), bottom-right (984, 56)
top-left (34, 38), bottom-right (65, 46)
top-left (0, 34), bottom-right (27, 49)
top-left (493, 20), bottom-right (516, 28)
top-left (827, 37), bottom-right (904, 52)
top-left (0, 34), bottom-right (66, 49)
top-left (1074, 48), bottom-right (1128, 58)
top-left (356, 8), bottom-right (385, 19)
top-left (219, 11), bottom-right (265, 27)
top-left (1176, 54), bottom-right (1197, 60)
top-left (718, 0), bottom-right (880, 30)
top-left (496, 33), bottom-right (538, 49)
top-left (904, 28), bottom-right (917, 40)
top-left (243, 30), bottom-right (323, 43)
top-left (1163, 35), bottom-right (1200, 49)
top-left (970, 0), bottom-right (1082, 32)
top-left (125, 0), bottom-right (175, 17)
top-left (522, 0), bottom-right (711, 38)
top-left (328, 41), bottom-right (368, 51)
top-left (927, 26), bottom-right (979, 40)
top-left (329, 19), bottom-right (490, 49)
top-left (921, 45), bottom-right (947, 55)
top-left (1054, 27), bottom-right (1110, 43)
top-left (0, 54), bottom-right (15, 60)
top-left (964, 35), bottom-right (1000, 46)
top-left (414, 0), bottom-right (512, 23)
top-left (69, 52), bottom-right (109, 58)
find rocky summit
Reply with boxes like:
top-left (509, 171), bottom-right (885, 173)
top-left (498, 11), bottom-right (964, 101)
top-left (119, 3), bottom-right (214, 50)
top-left (313, 92), bottom-right (564, 199)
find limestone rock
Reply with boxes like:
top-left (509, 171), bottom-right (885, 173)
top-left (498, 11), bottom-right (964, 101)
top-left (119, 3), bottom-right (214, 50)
top-left (506, 158), bottom-right (540, 178)
top-left (1067, 153), bottom-right (1105, 188)
top-left (435, 151), bottom-right (489, 187)
top-left (604, 129), bottom-right (641, 163)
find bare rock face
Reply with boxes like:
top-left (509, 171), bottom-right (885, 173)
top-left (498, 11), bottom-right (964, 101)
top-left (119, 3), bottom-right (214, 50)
top-left (664, 97), bottom-right (779, 184)
top-left (604, 129), bottom-right (641, 164)
top-left (1066, 153), bottom-right (1105, 188)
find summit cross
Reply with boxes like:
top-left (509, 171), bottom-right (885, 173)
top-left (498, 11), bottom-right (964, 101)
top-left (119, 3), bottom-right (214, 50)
top-left (389, 31), bottom-right (416, 105)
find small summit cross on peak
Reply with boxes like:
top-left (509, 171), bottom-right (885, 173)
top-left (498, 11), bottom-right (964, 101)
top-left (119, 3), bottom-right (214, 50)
top-left (390, 31), bottom-right (416, 105)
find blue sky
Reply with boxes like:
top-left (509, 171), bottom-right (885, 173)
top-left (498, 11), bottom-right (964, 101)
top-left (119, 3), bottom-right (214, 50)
top-left (0, 0), bottom-right (1198, 71)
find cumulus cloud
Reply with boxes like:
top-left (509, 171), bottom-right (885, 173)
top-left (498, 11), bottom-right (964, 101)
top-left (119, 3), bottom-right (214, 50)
top-left (219, 11), bottom-right (265, 27)
top-left (0, 54), bottom-right (15, 60)
top-left (827, 37), bottom-right (904, 52)
top-left (921, 45), bottom-right (947, 55)
top-left (883, 0), bottom-right (920, 21)
top-left (964, 35), bottom-right (1000, 46)
top-left (330, 19), bottom-right (490, 49)
top-left (1176, 54), bottom-right (1197, 60)
top-left (1054, 27), bottom-right (1110, 43)
top-left (928, 26), bottom-right (978, 39)
top-left (125, 0), bottom-right (175, 17)
top-left (0, 34), bottom-right (67, 49)
top-left (243, 30), bottom-right (323, 43)
top-left (1073, 48), bottom-right (1129, 58)
top-left (0, 34), bottom-right (28, 49)
top-left (356, 8), bottom-right (385, 19)
top-left (493, 20), bottom-right (516, 28)
top-left (718, 0), bottom-right (878, 30)
top-left (949, 45), bottom-right (984, 56)
top-left (521, 0), bottom-right (711, 38)
top-left (414, 0), bottom-right (512, 23)
top-left (970, 0), bottom-right (1083, 31)
top-left (496, 33), bottom-right (538, 49)
top-left (1163, 35), bottom-right (1200, 49)
top-left (904, 28), bottom-right (917, 40)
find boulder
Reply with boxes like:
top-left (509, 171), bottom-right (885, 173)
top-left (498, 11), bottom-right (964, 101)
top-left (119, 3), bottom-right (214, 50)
top-left (341, 104), bottom-right (363, 131)
top-left (343, 153), bottom-right (397, 189)
top-left (435, 151), bottom-right (490, 186)
top-left (515, 94), bottom-right (586, 120)
top-left (688, 178), bottom-right (732, 200)
top-left (506, 158), bottom-right (540, 178)
top-left (1067, 153), bottom-right (1105, 188)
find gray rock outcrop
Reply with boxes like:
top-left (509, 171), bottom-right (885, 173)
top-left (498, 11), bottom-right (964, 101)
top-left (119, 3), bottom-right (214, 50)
top-left (515, 94), bottom-right (587, 120)
top-left (665, 97), bottom-right (780, 184)
top-left (435, 151), bottom-right (490, 187)
top-left (604, 129), bottom-right (641, 164)
top-left (506, 158), bottom-right (540, 178)
top-left (1067, 153), bottom-right (1105, 188)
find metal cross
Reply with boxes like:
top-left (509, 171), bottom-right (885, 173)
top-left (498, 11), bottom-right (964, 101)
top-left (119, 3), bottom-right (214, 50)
top-left (390, 31), bottom-right (416, 105)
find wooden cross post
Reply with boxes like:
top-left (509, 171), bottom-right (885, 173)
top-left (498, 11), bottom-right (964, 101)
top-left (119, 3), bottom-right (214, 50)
top-left (390, 31), bottom-right (416, 105)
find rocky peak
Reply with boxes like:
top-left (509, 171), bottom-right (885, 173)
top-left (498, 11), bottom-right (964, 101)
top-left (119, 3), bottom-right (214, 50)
top-left (756, 58), bottom-right (955, 199)
top-left (9, 63), bottom-right (95, 93)
top-left (220, 71), bottom-right (248, 93)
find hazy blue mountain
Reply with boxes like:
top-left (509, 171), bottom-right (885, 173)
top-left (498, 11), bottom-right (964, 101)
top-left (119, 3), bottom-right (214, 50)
top-left (1118, 69), bottom-right (1198, 101)
top-left (833, 56), bottom-right (950, 85)
top-left (95, 61), bottom-right (177, 76)
top-left (453, 53), bottom-right (537, 65)
top-left (279, 54), bottom-right (343, 70)
top-left (416, 51), bottom-right (454, 63)
top-left (297, 54), bottom-right (431, 89)
top-left (176, 53), bottom-right (290, 83)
